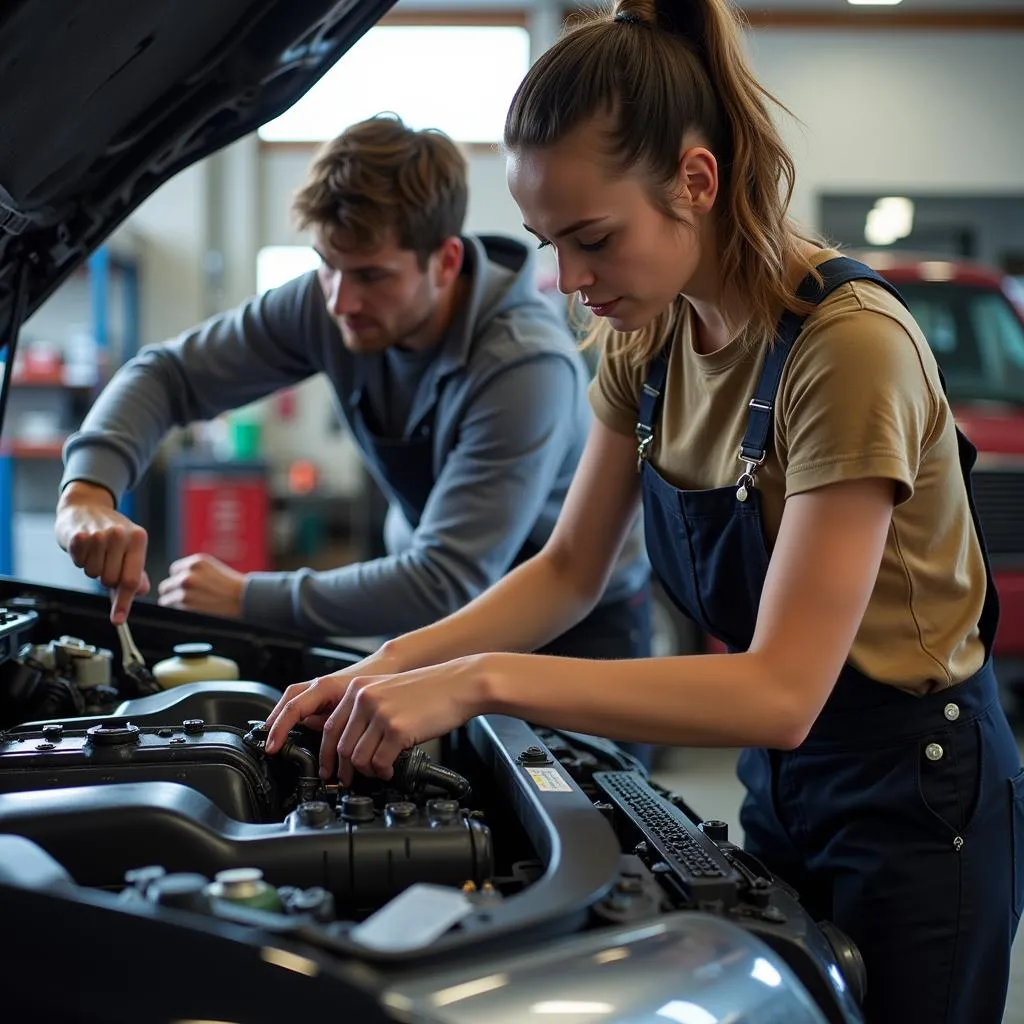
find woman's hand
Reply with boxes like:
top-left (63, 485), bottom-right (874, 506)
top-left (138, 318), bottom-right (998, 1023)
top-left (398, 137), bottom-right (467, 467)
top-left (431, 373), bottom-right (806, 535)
top-left (263, 646), bottom-right (409, 745)
top-left (264, 654), bottom-right (495, 784)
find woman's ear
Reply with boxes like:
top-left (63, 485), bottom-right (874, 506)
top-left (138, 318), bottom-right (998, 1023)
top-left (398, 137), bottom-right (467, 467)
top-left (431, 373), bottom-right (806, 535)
top-left (676, 145), bottom-right (719, 216)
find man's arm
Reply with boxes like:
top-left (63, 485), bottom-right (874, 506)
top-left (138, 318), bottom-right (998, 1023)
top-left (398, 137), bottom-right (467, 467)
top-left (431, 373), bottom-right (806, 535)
top-left (241, 353), bottom-right (581, 637)
top-left (61, 273), bottom-right (323, 501)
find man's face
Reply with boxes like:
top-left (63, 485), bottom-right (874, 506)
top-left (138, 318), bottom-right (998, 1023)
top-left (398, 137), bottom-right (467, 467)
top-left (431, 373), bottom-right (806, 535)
top-left (313, 227), bottom-right (441, 354)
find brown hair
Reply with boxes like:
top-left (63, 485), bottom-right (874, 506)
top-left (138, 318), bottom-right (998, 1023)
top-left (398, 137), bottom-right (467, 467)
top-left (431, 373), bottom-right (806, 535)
top-left (504, 0), bottom-right (819, 363)
top-left (292, 113), bottom-right (468, 267)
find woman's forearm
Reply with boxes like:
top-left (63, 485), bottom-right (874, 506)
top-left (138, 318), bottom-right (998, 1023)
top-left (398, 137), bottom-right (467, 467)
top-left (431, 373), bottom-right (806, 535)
top-left (377, 424), bottom-right (641, 677)
top-left (382, 552), bottom-right (600, 672)
top-left (480, 650), bottom-right (819, 751)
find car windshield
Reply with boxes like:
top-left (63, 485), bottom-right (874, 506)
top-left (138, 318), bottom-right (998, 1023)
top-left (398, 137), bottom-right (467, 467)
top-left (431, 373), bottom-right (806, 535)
top-left (895, 281), bottom-right (1024, 405)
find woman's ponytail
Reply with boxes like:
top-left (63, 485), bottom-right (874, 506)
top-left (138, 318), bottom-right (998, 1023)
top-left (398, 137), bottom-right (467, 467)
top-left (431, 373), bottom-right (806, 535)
top-left (505, 0), bottom-right (819, 364)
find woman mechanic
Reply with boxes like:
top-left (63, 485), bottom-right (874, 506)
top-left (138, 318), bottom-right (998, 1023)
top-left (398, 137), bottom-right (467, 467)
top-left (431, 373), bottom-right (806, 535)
top-left (264, 1), bottom-right (1024, 1019)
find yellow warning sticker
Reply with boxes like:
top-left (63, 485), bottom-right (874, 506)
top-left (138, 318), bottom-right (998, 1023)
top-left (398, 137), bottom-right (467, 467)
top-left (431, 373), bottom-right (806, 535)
top-left (526, 767), bottom-right (572, 792)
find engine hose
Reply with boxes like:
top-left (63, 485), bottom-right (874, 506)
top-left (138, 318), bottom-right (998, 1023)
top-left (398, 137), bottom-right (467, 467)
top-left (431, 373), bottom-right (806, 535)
top-left (30, 677), bottom-right (85, 721)
top-left (279, 739), bottom-right (321, 802)
top-left (279, 739), bottom-right (317, 778)
top-left (392, 747), bottom-right (472, 800)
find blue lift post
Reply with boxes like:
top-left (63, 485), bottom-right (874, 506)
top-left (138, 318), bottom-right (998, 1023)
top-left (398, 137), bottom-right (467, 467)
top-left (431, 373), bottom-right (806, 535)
top-left (0, 244), bottom-right (140, 576)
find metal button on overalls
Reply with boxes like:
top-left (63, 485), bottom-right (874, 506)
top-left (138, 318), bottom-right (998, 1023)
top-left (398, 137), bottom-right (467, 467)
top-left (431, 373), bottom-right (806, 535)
top-left (925, 742), bottom-right (945, 762)
top-left (944, 702), bottom-right (961, 722)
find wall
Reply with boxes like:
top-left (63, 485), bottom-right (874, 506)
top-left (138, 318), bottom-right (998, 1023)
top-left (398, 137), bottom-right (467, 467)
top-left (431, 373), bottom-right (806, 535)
top-left (748, 29), bottom-right (1024, 232)
top-left (127, 163), bottom-right (210, 348)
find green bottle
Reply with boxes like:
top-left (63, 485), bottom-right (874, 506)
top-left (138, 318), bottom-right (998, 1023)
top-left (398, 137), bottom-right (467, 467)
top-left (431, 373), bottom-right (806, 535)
top-left (205, 867), bottom-right (282, 912)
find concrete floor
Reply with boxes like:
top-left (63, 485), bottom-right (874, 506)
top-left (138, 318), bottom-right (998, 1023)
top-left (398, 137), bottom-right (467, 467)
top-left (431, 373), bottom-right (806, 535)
top-left (651, 746), bottom-right (1024, 1024)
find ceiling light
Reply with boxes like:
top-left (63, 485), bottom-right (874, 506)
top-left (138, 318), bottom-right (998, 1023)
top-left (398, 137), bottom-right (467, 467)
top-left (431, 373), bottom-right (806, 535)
top-left (848, 0), bottom-right (903, 5)
top-left (865, 197), bottom-right (915, 247)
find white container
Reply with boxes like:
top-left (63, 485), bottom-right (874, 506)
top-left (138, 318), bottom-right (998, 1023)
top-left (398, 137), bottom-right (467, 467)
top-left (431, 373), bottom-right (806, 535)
top-left (152, 642), bottom-right (240, 689)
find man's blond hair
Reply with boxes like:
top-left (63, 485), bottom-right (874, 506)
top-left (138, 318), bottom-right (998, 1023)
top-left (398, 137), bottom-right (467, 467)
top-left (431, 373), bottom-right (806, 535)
top-left (292, 113), bottom-right (468, 267)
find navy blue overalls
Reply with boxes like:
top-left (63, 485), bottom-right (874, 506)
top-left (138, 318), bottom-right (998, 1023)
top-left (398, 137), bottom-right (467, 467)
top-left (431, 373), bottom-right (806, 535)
top-left (635, 256), bottom-right (1024, 1023)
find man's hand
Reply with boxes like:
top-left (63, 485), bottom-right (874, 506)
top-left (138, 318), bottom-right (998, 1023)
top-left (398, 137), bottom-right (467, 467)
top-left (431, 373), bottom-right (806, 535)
top-left (157, 554), bottom-right (245, 619)
top-left (55, 481), bottom-right (150, 624)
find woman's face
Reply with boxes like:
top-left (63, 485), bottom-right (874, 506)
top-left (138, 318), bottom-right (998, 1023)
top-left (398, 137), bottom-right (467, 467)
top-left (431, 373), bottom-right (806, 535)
top-left (507, 123), bottom-right (712, 333)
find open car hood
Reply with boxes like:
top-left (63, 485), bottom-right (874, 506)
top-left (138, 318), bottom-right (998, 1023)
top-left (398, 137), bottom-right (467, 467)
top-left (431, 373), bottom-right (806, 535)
top-left (0, 0), bottom-right (396, 356)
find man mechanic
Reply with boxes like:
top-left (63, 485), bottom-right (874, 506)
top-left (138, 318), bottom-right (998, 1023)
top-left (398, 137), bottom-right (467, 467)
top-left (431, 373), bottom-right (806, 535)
top-left (54, 114), bottom-right (653, 743)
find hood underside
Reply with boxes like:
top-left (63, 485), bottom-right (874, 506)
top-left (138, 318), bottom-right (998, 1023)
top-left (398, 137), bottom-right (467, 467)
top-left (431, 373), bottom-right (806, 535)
top-left (0, 0), bottom-right (396, 353)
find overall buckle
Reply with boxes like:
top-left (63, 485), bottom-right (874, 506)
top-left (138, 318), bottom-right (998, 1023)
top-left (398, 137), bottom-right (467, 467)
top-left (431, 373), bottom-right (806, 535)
top-left (635, 425), bottom-right (654, 472)
top-left (735, 447), bottom-right (765, 503)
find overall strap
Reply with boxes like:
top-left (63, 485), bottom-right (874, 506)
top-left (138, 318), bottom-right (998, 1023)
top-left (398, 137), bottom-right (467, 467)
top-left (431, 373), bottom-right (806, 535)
top-left (738, 257), bottom-right (909, 466)
top-left (635, 347), bottom-right (670, 470)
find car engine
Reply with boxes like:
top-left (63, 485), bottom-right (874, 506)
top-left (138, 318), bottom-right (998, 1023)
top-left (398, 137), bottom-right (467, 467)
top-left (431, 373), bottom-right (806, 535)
top-left (0, 584), bottom-right (867, 1024)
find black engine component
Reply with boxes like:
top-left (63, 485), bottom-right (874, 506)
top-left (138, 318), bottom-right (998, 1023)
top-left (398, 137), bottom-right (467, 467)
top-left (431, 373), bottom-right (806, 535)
top-left (0, 626), bottom-right (141, 727)
top-left (0, 713), bottom-right (474, 831)
top-left (388, 744), bottom-right (472, 800)
top-left (28, 680), bottom-right (285, 733)
top-left (0, 608), bottom-right (93, 727)
top-left (593, 770), bottom-right (745, 906)
top-left (242, 721), bottom-right (473, 805)
top-left (0, 720), bottom-right (279, 822)
top-left (0, 656), bottom-right (83, 725)
top-left (0, 781), bottom-right (493, 912)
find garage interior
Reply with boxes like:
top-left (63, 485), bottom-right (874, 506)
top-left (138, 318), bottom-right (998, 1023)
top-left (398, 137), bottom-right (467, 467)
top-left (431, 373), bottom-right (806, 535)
top-left (1, 0), bottom-right (1023, 1019)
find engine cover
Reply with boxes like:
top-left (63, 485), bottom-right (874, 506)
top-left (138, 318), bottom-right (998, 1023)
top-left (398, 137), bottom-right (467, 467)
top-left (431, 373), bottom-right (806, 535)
top-left (0, 720), bottom-right (278, 822)
top-left (0, 781), bottom-right (494, 912)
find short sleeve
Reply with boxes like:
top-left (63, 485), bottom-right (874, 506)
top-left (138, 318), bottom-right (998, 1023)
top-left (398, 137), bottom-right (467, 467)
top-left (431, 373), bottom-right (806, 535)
top-left (778, 308), bottom-right (938, 505)
top-left (588, 330), bottom-right (645, 437)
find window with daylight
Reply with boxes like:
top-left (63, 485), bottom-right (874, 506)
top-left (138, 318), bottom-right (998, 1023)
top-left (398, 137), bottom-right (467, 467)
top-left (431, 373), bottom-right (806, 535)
top-left (258, 25), bottom-right (531, 145)
top-left (256, 246), bottom-right (321, 294)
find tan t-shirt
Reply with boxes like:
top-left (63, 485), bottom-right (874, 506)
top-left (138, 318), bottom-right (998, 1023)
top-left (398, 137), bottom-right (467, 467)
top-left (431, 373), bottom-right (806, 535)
top-left (589, 251), bottom-right (987, 694)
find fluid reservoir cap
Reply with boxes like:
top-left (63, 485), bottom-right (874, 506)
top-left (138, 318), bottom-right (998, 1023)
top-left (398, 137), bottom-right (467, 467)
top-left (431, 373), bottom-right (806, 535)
top-left (86, 723), bottom-right (141, 747)
top-left (208, 867), bottom-right (282, 911)
top-left (385, 801), bottom-right (417, 825)
top-left (213, 867), bottom-right (265, 899)
top-left (427, 798), bottom-right (460, 824)
top-left (297, 801), bottom-right (334, 828)
top-left (340, 794), bottom-right (375, 823)
top-left (41, 724), bottom-right (63, 742)
top-left (173, 642), bottom-right (214, 659)
top-left (149, 873), bottom-right (211, 912)
top-left (54, 636), bottom-right (96, 659)
top-left (700, 819), bottom-right (729, 842)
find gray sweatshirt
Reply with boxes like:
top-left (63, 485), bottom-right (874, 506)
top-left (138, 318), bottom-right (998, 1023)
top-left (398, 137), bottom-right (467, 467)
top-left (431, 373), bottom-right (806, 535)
top-left (62, 234), bottom-right (649, 638)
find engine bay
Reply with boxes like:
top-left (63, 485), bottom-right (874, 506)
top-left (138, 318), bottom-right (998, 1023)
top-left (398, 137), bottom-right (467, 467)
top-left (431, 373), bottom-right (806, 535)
top-left (0, 581), bottom-right (867, 1024)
